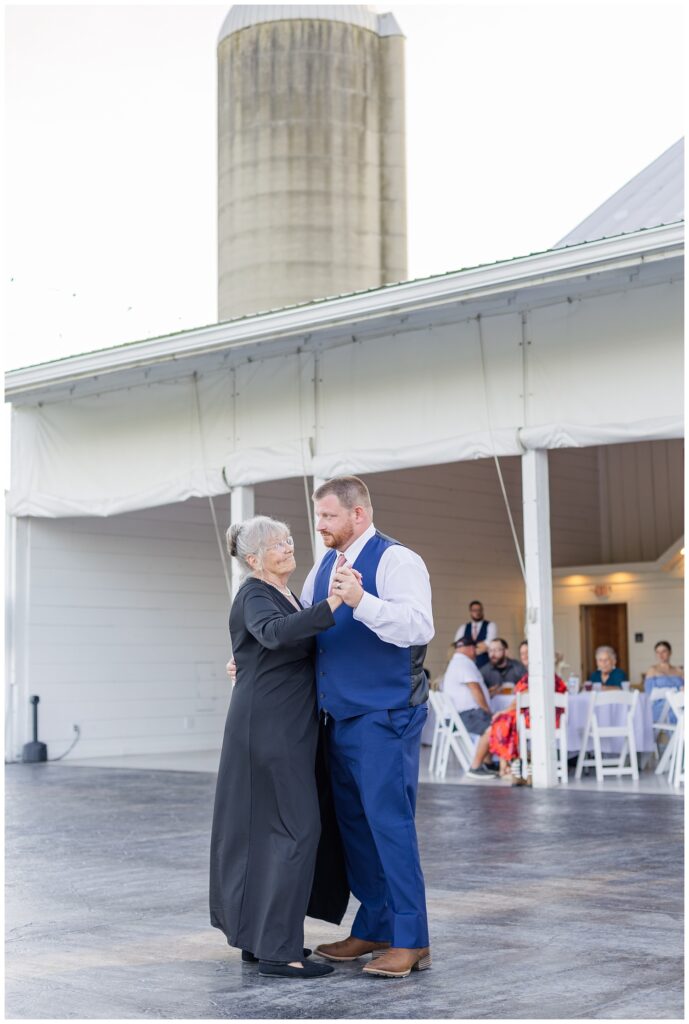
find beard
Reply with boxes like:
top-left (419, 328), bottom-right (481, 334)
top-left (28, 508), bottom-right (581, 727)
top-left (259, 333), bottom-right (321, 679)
top-left (319, 522), bottom-right (355, 550)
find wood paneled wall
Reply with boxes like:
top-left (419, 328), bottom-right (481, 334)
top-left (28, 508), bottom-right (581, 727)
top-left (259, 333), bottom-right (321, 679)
top-left (548, 447), bottom-right (602, 566)
top-left (597, 440), bottom-right (684, 563)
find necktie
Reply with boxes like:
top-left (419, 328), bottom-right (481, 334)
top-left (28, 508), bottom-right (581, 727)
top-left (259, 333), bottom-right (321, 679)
top-left (472, 622), bottom-right (479, 641)
top-left (329, 553), bottom-right (347, 596)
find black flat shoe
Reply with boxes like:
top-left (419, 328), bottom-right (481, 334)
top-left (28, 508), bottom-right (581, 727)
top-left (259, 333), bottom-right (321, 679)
top-left (242, 947), bottom-right (312, 963)
top-left (258, 959), bottom-right (334, 978)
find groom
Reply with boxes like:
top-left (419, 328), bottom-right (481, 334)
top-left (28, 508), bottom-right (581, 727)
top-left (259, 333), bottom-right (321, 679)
top-left (300, 475), bottom-right (434, 979)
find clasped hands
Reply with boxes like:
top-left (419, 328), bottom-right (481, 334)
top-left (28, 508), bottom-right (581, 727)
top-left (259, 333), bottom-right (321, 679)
top-left (332, 565), bottom-right (364, 608)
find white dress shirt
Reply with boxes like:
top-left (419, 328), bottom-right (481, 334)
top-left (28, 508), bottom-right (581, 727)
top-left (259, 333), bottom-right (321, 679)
top-left (442, 653), bottom-right (490, 714)
top-left (300, 523), bottom-right (434, 648)
top-left (453, 619), bottom-right (497, 645)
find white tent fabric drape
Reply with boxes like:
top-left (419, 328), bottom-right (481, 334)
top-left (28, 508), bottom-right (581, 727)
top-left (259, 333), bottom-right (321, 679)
top-left (9, 375), bottom-right (231, 517)
top-left (8, 280), bottom-right (683, 518)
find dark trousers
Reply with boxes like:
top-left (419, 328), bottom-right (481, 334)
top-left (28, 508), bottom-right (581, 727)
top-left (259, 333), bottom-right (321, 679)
top-left (327, 705), bottom-right (429, 949)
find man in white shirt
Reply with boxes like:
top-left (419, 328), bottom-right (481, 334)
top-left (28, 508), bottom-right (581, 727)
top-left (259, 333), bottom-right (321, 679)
top-left (453, 601), bottom-right (497, 669)
top-left (443, 639), bottom-right (499, 781)
top-left (300, 476), bottom-right (434, 979)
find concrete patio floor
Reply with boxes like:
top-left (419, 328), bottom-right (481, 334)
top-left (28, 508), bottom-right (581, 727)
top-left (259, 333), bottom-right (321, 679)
top-left (5, 762), bottom-right (684, 1020)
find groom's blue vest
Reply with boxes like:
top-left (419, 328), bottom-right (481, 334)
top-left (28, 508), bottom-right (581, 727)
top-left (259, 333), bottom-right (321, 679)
top-left (313, 531), bottom-right (428, 720)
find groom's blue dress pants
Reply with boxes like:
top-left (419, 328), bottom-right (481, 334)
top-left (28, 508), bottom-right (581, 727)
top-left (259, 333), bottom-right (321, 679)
top-left (326, 704), bottom-right (429, 949)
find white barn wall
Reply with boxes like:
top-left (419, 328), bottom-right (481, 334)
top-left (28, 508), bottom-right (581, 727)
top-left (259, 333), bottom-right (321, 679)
top-left (17, 497), bottom-right (232, 760)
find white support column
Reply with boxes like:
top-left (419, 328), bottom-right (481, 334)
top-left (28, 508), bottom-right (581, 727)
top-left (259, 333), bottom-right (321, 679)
top-left (230, 486), bottom-right (254, 599)
top-left (311, 476), bottom-right (327, 560)
top-left (522, 449), bottom-right (558, 788)
top-left (5, 512), bottom-right (32, 760)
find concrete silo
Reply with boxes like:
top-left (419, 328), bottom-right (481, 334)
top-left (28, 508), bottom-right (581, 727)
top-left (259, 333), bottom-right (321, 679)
top-left (217, 5), bottom-right (406, 320)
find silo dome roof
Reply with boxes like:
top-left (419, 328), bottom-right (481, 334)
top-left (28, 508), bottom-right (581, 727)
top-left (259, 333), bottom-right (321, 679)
top-left (218, 5), bottom-right (403, 44)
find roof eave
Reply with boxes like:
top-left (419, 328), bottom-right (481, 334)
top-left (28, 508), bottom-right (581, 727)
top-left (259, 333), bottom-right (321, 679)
top-left (5, 222), bottom-right (684, 403)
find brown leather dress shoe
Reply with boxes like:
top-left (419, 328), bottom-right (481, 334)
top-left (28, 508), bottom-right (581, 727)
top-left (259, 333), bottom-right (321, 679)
top-left (314, 936), bottom-right (391, 962)
top-left (362, 946), bottom-right (432, 978)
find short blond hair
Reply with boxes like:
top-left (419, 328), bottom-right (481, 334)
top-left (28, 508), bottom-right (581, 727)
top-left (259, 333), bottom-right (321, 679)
top-left (312, 476), bottom-right (372, 510)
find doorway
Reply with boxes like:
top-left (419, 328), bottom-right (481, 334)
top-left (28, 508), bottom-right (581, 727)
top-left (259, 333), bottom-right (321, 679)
top-left (579, 603), bottom-right (629, 679)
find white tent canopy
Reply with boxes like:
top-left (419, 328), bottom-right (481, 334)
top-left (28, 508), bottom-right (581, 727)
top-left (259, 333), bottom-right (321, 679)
top-left (7, 224), bottom-right (683, 519)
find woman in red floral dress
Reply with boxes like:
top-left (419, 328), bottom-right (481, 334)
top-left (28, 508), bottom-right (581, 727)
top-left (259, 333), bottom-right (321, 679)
top-left (489, 641), bottom-right (567, 772)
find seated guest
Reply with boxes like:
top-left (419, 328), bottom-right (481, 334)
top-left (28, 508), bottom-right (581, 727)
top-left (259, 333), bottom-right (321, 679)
top-left (643, 640), bottom-right (683, 724)
top-left (643, 640), bottom-right (683, 687)
top-left (588, 646), bottom-right (626, 688)
top-left (518, 639), bottom-right (528, 669)
top-left (480, 638), bottom-right (525, 696)
top-left (555, 651), bottom-right (570, 678)
top-left (453, 600), bottom-right (497, 669)
top-left (442, 640), bottom-right (499, 781)
top-left (488, 641), bottom-right (567, 776)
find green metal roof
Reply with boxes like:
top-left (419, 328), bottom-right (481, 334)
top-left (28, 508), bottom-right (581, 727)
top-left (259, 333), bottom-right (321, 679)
top-left (7, 220), bottom-right (684, 375)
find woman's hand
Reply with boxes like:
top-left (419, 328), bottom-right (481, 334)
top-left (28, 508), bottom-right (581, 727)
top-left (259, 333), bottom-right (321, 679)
top-left (332, 566), bottom-right (364, 608)
top-left (226, 657), bottom-right (237, 683)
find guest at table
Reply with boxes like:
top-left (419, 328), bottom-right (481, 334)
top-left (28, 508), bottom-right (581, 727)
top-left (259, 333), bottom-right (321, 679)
top-left (588, 646), bottom-right (627, 688)
top-left (488, 642), bottom-right (567, 775)
top-left (480, 638), bottom-right (525, 696)
top-left (443, 640), bottom-right (499, 781)
top-left (518, 640), bottom-right (529, 668)
top-left (643, 640), bottom-right (683, 723)
top-left (453, 600), bottom-right (497, 669)
top-left (643, 641), bottom-right (683, 687)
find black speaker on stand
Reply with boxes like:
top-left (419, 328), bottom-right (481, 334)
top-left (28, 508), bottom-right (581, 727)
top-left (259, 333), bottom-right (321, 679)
top-left (22, 695), bottom-right (48, 763)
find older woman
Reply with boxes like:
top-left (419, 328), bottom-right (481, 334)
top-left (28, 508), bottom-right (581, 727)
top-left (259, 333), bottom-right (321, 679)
top-left (588, 646), bottom-right (627, 688)
top-left (209, 516), bottom-right (347, 980)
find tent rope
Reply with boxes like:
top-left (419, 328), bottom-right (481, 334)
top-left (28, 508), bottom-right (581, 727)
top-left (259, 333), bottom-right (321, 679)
top-left (475, 315), bottom-right (534, 607)
top-left (192, 372), bottom-right (232, 597)
top-left (297, 349), bottom-right (317, 560)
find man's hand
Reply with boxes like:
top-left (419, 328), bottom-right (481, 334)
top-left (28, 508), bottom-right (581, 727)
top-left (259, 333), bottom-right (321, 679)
top-left (226, 657), bottom-right (237, 683)
top-left (332, 565), bottom-right (364, 608)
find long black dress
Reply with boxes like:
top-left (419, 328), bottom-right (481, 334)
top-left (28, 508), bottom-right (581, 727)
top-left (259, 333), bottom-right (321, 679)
top-left (209, 578), bottom-right (339, 962)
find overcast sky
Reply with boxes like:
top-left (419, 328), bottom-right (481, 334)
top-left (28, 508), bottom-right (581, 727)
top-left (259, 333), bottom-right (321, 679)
top-left (4, 0), bottom-right (684, 373)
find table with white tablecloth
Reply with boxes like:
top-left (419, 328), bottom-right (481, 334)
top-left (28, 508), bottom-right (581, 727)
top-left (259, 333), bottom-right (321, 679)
top-left (490, 691), bottom-right (656, 755)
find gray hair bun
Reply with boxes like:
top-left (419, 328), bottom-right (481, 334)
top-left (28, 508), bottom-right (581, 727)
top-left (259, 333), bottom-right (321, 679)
top-left (228, 522), bottom-right (243, 558)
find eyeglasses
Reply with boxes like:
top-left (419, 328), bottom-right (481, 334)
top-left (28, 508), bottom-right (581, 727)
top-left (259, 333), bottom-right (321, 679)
top-left (264, 536), bottom-right (295, 552)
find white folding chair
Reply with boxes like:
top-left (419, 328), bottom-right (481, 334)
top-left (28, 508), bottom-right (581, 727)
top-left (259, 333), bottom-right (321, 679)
top-left (574, 690), bottom-right (639, 782)
top-left (427, 690), bottom-right (447, 774)
top-left (427, 690), bottom-right (477, 778)
top-left (516, 692), bottom-right (569, 784)
top-left (649, 687), bottom-right (679, 775)
top-left (666, 690), bottom-right (684, 787)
